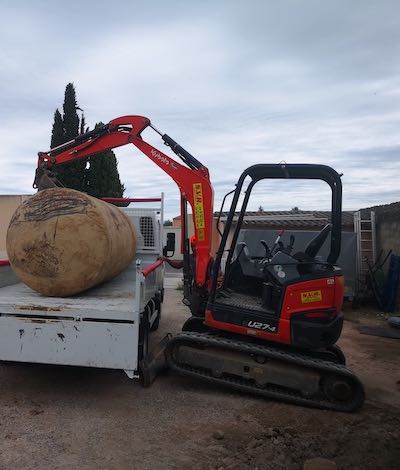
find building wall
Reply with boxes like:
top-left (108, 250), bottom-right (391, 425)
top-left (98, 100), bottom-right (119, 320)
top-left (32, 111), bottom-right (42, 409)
top-left (172, 214), bottom-right (221, 257)
top-left (362, 202), bottom-right (400, 258)
top-left (363, 202), bottom-right (400, 310)
top-left (0, 195), bottom-right (31, 256)
top-left (377, 221), bottom-right (400, 258)
top-left (374, 204), bottom-right (400, 257)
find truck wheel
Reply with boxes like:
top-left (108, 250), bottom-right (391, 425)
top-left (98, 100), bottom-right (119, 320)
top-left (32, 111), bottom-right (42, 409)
top-left (139, 311), bottom-right (150, 360)
top-left (150, 301), bottom-right (161, 332)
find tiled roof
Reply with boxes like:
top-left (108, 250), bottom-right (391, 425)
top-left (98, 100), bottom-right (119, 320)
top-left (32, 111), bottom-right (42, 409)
top-left (216, 210), bottom-right (355, 228)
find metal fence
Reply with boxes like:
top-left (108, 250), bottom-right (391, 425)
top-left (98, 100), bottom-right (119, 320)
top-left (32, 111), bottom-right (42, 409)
top-left (236, 229), bottom-right (357, 298)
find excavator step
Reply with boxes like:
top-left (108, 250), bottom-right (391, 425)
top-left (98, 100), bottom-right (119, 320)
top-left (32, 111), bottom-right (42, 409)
top-left (165, 332), bottom-right (365, 412)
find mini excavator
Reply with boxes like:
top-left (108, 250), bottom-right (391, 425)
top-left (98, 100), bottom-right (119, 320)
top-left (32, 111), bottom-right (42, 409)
top-left (33, 115), bottom-right (365, 411)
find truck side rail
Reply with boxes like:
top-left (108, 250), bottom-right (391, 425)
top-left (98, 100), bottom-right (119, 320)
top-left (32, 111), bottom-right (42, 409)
top-left (101, 197), bottom-right (162, 204)
top-left (142, 259), bottom-right (164, 278)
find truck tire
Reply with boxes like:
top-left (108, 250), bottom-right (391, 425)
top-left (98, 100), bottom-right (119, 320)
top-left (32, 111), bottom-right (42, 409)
top-left (139, 311), bottom-right (150, 361)
top-left (150, 300), bottom-right (161, 332)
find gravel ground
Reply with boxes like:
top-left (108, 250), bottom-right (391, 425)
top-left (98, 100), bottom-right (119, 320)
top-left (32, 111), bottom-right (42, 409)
top-left (0, 289), bottom-right (399, 469)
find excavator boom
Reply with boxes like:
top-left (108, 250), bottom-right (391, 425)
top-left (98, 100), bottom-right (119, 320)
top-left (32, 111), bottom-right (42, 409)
top-left (34, 115), bottom-right (214, 290)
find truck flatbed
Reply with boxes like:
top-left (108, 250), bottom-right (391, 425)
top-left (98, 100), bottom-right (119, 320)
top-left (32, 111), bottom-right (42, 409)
top-left (0, 253), bottom-right (157, 322)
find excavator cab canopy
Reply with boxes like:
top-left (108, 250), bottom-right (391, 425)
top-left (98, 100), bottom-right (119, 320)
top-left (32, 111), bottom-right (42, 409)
top-left (211, 163), bottom-right (343, 295)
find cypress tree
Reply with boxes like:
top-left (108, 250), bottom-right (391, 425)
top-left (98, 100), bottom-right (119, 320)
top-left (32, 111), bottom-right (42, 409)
top-left (49, 83), bottom-right (86, 191)
top-left (80, 111), bottom-right (87, 135)
top-left (60, 83), bottom-right (86, 191)
top-left (49, 85), bottom-right (125, 197)
top-left (63, 83), bottom-right (80, 141)
top-left (85, 123), bottom-right (125, 198)
top-left (50, 109), bottom-right (64, 149)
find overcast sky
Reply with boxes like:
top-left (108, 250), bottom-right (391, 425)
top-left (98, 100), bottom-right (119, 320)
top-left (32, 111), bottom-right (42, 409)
top-left (0, 0), bottom-right (399, 218)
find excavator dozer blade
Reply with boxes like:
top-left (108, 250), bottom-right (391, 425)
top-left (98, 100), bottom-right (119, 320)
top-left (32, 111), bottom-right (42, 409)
top-left (139, 333), bottom-right (172, 387)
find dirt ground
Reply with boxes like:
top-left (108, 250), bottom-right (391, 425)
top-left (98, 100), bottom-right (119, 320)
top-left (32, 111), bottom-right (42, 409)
top-left (0, 289), bottom-right (399, 470)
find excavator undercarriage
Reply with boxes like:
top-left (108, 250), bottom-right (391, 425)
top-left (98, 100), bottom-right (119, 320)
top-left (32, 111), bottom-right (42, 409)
top-left (166, 332), bottom-right (365, 412)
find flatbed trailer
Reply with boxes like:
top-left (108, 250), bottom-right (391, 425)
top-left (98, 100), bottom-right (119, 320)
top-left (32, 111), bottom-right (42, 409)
top-left (0, 197), bottom-right (165, 380)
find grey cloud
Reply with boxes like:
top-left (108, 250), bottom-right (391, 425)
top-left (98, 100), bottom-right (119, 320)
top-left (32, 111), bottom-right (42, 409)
top-left (0, 1), bottom-right (399, 219)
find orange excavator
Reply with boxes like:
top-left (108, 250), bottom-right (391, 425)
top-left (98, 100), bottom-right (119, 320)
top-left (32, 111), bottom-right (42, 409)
top-left (34, 115), bottom-right (364, 411)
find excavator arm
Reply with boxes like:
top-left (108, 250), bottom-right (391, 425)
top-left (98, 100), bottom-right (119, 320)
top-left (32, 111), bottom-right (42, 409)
top-left (33, 115), bottom-right (214, 290)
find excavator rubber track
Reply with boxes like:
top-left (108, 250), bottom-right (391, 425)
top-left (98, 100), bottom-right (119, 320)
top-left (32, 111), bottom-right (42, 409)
top-left (165, 332), bottom-right (365, 412)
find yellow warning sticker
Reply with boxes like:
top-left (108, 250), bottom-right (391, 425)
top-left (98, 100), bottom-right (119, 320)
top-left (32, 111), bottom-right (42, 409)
top-left (301, 290), bottom-right (322, 304)
top-left (193, 183), bottom-right (205, 236)
top-left (197, 228), bottom-right (205, 241)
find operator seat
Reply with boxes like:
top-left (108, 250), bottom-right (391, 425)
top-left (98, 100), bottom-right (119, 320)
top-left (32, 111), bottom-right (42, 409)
top-left (293, 224), bottom-right (332, 264)
top-left (237, 242), bottom-right (264, 278)
top-left (227, 242), bottom-right (263, 294)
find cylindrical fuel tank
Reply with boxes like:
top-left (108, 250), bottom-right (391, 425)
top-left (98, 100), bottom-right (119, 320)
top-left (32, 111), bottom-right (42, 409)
top-left (6, 188), bottom-right (136, 297)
